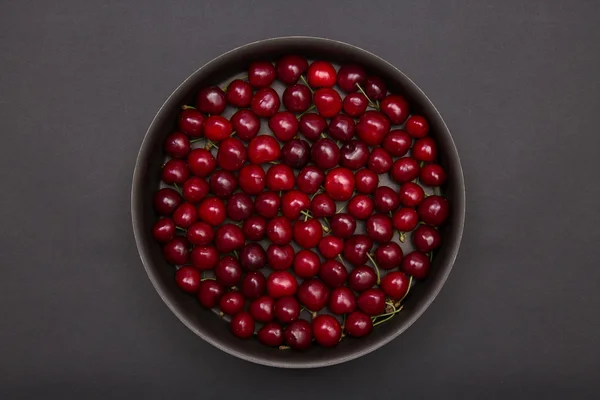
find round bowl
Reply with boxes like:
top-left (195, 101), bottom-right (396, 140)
top-left (131, 36), bottom-right (465, 368)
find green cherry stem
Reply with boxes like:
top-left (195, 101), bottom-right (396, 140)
top-left (296, 104), bottom-right (316, 120)
top-left (181, 105), bottom-right (196, 110)
top-left (355, 83), bottom-right (378, 109)
top-left (173, 183), bottom-right (183, 196)
top-left (176, 226), bottom-right (187, 233)
top-left (300, 75), bottom-right (314, 94)
top-left (366, 253), bottom-right (381, 285)
top-left (399, 231), bottom-right (406, 243)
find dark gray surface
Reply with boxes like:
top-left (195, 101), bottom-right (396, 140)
top-left (1, 0), bottom-right (599, 398)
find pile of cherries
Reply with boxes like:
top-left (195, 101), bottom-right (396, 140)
top-left (152, 55), bottom-right (449, 350)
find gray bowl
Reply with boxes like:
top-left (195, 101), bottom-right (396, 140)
top-left (131, 36), bottom-right (465, 368)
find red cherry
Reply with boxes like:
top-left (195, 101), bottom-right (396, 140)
top-left (164, 132), bottom-right (190, 158)
top-left (241, 271), bottom-right (266, 299)
top-left (187, 221), bottom-right (214, 245)
top-left (153, 188), bottom-right (182, 215)
top-left (276, 55), bottom-right (308, 85)
top-left (254, 191), bottom-right (281, 219)
top-left (319, 260), bottom-right (348, 288)
top-left (175, 266), bottom-right (201, 294)
top-left (356, 111), bottom-right (390, 146)
top-left (382, 130), bottom-right (412, 157)
top-left (281, 190), bottom-right (310, 220)
top-left (390, 157), bottom-right (420, 183)
top-left (318, 236), bottom-right (344, 259)
top-left (310, 192), bottom-right (336, 218)
top-left (173, 202), bottom-right (197, 228)
top-left (209, 170), bottom-right (237, 198)
top-left (348, 265), bottom-right (377, 292)
top-left (265, 164), bottom-right (295, 191)
top-left (214, 223), bottom-right (245, 253)
top-left (313, 88), bottom-right (342, 118)
top-left (380, 95), bottom-right (410, 124)
top-left (281, 139), bottom-right (311, 169)
top-left (293, 219), bottom-right (323, 249)
top-left (355, 169), bottom-right (379, 194)
top-left (196, 86), bottom-right (226, 115)
top-left (347, 194), bottom-right (374, 220)
top-left (248, 61), bottom-right (276, 88)
top-left (217, 137), bottom-right (247, 171)
top-left (230, 109), bottom-right (260, 141)
top-left (364, 76), bottom-right (387, 100)
top-left (345, 311), bottom-right (373, 337)
top-left (266, 216), bottom-right (293, 245)
top-left (242, 215), bottom-right (267, 241)
top-left (412, 225), bottom-right (441, 252)
top-left (266, 244), bottom-right (295, 271)
top-left (419, 164), bottom-right (447, 186)
top-left (299, 113), bottom-right (327, 141)
top-left (413, 137), bottom-right (438, 162)
top-left (402, 251), bottom-right (431, 279)
top-left (178, 108), bottom-right (205, 137)
top-left (340, 140), bottom-right (369, 170)
top-left (249, 296), bottom-right (275, 323)
top-left (375, 242), bottom-right (403, 270)
top-left (329, 213), bottom-right (356, 238)
top-left (392, 208), bottom-right (419, 232)
top-left (405, 115), bottom-right (430, 138)
top-left (328, 114), bottom-right (355, 142)
top-left (248, 135), bottom-right (281, 164)
top-left (374, 186), bottom-right (400, 213)
top-left (197, 280), bottom-right (225, 308)
top-left (366, 213), bottom-right (393, 242)
top-left (343, 93), bottom-right (369, 117)
top-left (258, 322), bottom-right (284, 347)
top-left (225, 79), bottom-right (253, 107)
top-left (297, 278), bottom-right (329, 311)
top-left (239, 242), bottom-right (266, 271)
top-left (267, 271), bottom-right (298, 298)
top-left (293, 249), bottom-right (321, 278)
top-left (230, 311), bottom-right (254, 339)
top-left (307, 60), bottom-right (337, 88)
top-left (182, 176), bottom-right (209, 203)
top-left (343, 235), bottom-right (373, 266)
top-left (398, 182), bottom-right (425, 207)
top-left (226, 192), bottom-right (253, 221)
top-left (274, 296), bottom-right (300, 323)
top-left (357, 288), bottom-right (385, 315)
top-left (219, 291), bottom-right (245, 315)
top-left (328, 286), bottom-right (357, 314)
top-left (238, 164), bottom-right (265, 195)
top-left (251, 87), bottom-right (280, 118)
top-left (312, 315), bottom-right (342, 348)
top-left (417, 195), bottom-right (449, 226)
top-left (284, 319), bottom-right (313, 350)
top-left (152, 218), bottom-right (175, 243)
top-left (282, 84), bottom-right (312, 113)
top-left (324, 167), bottom-right (355, 201)
top-left (215, 256), bottom-right (243, 287)
top-left (163, 237), bottom-right (189, 265)
top-left (337, 64), bottom-right (366, 93)
top-left (161, 159), bottom-right (189, 184)
top-left (190, 245), bottom-right (218, 270)
top-left (204, 115), bottom-right (232, 141)
top-left (297, 166), bottom-right (325, 194)
top-left (187, 148), bottom-right (216, 177)
top-left (380, 271), bottom-right (410, 300)
top-left (268, 111), bottom-right (299, 142)
top-left (197, 197), bottom-right (226, 226)
top-left (367, 148), bottom-right (393, 174)
top-left (311, 138), bottom-right (340, 170)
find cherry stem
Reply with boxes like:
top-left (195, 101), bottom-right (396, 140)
top-left (336, 204), bottom-right (347, 214)
top-left (172, 183), bottom-right (183, 196)
top-left (429, 251), bottom-right (434, 262)
top-left (310, 189), bottom-right (322, 201)
top-left (222, 75), bottom-right (248, 91)
top-left (230, 130), bottom-right (237, 137)
top-left (300, 210), bottom-right (330, 232)
top-left (296, 104), bottom-right (316, 120)
top-left (279, 345), bottom-right (291, 350)
top-left (181, 105), bottom-right (196, 110)
top-left (300, 75), bottom-right (314, 94)
top-left (233, 250), bottom-right (238, 258)
top-left (399, 231), bottom-right (406, 243)
top-left (355, 83), bottom-right (378, 109)
top-left (372, 305), bottom-right (404, 326)
top-left (337, 254), bottom-right (347, 268)
top-left (176, 226), bottom-right (187, 232)
top-left (205, 140), bottom-right (218, 150)
top-left (366, 253), bottom-right (381, 285)
top-left (201, 277), bottom-right (216, 281)
top-left (395, 275), bottom-right (413, 307)
top-left (189, 138), bottom-right (204, 144)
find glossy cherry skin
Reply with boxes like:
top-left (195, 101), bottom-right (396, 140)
top-left (266, 244), bottom-right (295, 271)
top-left (328, 114), bottom-right (355, 142)
top-left (311, 138), bottom-right (340, 170)
top-left (307, 60), bottom-right (337, 88)
top-left (215, 256), bottom-right (243, 287)
top-left (242, 215), bottom-right (267, 241)
top-left (398, 182), bottom-right (425, 207)
top-left (345, 311), bottom-right (373, 337)
top-left (238, 164), bottom-right (265, 195)
top-left (258, 322), bottom-right (284, 347)
top-left (365, 213), bottom-right (394, 243)
top-left (173, 203), bottom-right (197, 228)
top-left (276, 55), bottom-right (308, 84)
top-left (248, 61), bottom-right (276, 88)
top-left (405, 115), bottom-right (430, 138)
top-left (249, 295), bottom-right (275, 323)
top-left (293, 219), bottom-right (323, 249)
top-left (329, 286), bottom-right (357, 314)
top-left (266, 216), bottom-right (293, 245)
top-left (217, 137), bottom-right (247, 171)
top-left (214, 223), bottom-right (245, 253)
top-left (325, 167), bottom-right (355, 201)
top-left (293, 249), bottom-right (321, 278)
top-left (161, 159), bottom-right (189, 184)
top-left (343, 235), bottom-right (373, 266)
top-left (175, 266), bottom-right (201, 294)
top-left (374, 186), bottom-right (401, 213)
top-left (196, 86), bottom-right (226, 115)
top-left (368, 148), bottom-right (393, 174)
top-left (380, 95), bottom-right (410, 124)
top-left (239, 242), bottom-right (267, 271)
top-left (225, 79), bottom-right (253, 107)
top-left (381, 271), bottom-right (411, 300)
top-left (413, 137), bottom-right (438, 162)
top-left (190, 245), bottom-right (218, 270)
top-left (297, 166), bottom-right (325, 194)
top-left (417, 195), bottom-right (449, 226)
top-left (337, 64), bottom-right (366, 93)
top-left (364, 76), bottom-right (387, 100)
top-left (343, 93), bottom-right (369, 117)
top-left (412, 225), bottom-right (441, 252)
top-left (182, 176), bottom-right (209, 203)
top-left (267, 271), bottom-right (298, 298)
top-left (248, 135), bottom-right (281, 164)
top-left (187, 148), bottom-right (216, 177)
top-left (269, 111), bottom-right (299, 142)
top-left (357, 288), bottom-right (386, 315)
top-left (274, 296), bottom-right (300, 323)
top-left (297, 278), bottom-right (329, 311)
top-left (187, 221), bottom-right (214, 246)
top-left (348, 265), bottom-right (377, 292)
top-left (382, 130), bottom-right (412, 157)
top-left (340, 140), bottom-right (369, 170)
top-left (241, 271), bottom-right (266, 299)
top-left (318, 236), bottom-right (344, 259)
top-left (219, 291), bottom-right (246, 315)
top-left (178, 108), bottom-right (205, 137)
top-left (209, 170), bottom-right (237, 198)
top-left (284, 319), bottom-right (313, 350)
top-left (329, 213), bottom-right (356, 238)
top-left (281, 139), bottom-right (310, 169)
top-left (153, 188), bottom-right (182, 215)
top-left (281, 190), bottom-right (310, 220)
top-left (390, 157), bottom-right (420, 184)
top-left (402, 251), bottom-right (431, 279)
top-left (375, 242), bottom-right (403, 270)
top-left (251, 87), bottom-right (280, 118)
top-left (312, 315), bottom-right (342, 348)
top-left (197, 197), bottom-right (226, 226)
top-left (164, 132), bottom-right (190, 159)
top-left (283, 84), bottom-right (312, 113)
top-left (226, 192), bottom-right (253, 221)
top-left (356, 111), bottom-right (391, 146)
top-left (355, 169), bottom-right (379, 194)
top-left (230, 109), bottom-right (260, 141)
top-left (299, 113), bottom-right (327, 141)
top-left (419, 163), bottom-right (447, 186)
top-left (265, 164), bottom-right (295, 191)
top-left (392, 208), bottom-right (419, 232)
top-left (204, 115), bottom-right (233, 141)
top-left (230, 311), bottom-right (255, 339)
top-left (314, 88), bottom-right (342, 118)
top-left (310, 193), bottom-right (336, 218)
top-left (197, 280), bottom-right (225, 308)
top-left (254, 191), bottom-right (281, 219)
top-left (347, 194), bottom-right (374, 220)
top-left (319, 260), bottom-right (348, 288)
top-left (153, 218), bottom-right (175, 243)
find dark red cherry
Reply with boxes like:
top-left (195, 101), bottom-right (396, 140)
top-left (380, 95), bottom-right (410, 124)
top-left (401, 251), bottom-right (431, 279)
top-left (239, 242), bottom-right (267, 271)
top-left (417, 196), bottom-right (449, 226)
top-left (230, 109), bottom-right (260, 141)
top-left (175, 266), bottom-right (201, 294)
top-left (307, 60), bottom-right (337, 88)
top-left (348, 265), bottom-right (377, 292)
top-left (254, 191), bottom-right (281, 219)
top-left (284, 319), bottom-right (313, 350)
top-left (382, 129), bottom-right (412, 157)
top-left (319, 260), bottom-right (348, 288)
top-left (251, 87), bottom-right (280, 118)
top-left (365, 213), bottom-right (394, 243)
top-left (153, 218), bottom-right (175, 243)
top-left (314, 88), bottom-right (342, 118)
top-left (392, 208), bottom-right (419, 232)
top-left (311, 138), bottom-right (340, 170)
top-left (419, 164), bottom-right (447, 186)
top-left (293, 249), bottom-right (321, 278)
top-left (226, 191), bottom-right (254, 222)
top-left (345, 311), bottom-right (373, 337)
top-left (337, 64), bottom-right (366, 93)
top-left (267, 271), bottom-right (298, 298)
top-left (238, 164), bottom-right (265, 195)
top-left (283, 84), bottom-right (312, 113)
top-left (367, 148), bottom-right (393, 174)
top-left (242, 215), bottom-right (267, 241)
top-left (328, 286), bottom-right (356, 314)
top-left (312, 315), bottom-right (342, 348)
top-left (249, 295), bottom-right (275, 323)
top-left (299, 113), bottom-right (327, 141)
top-left (196, 86), bottom-right (226, 115)
top-left (217, 137), bottom-right (246, 171)
top-left (374, 186), bottom-right (400, 213)
top-left (197, 197), bottom-right (226, 226)
top-left (364, 76), bottom-right (387, 100)
top-left (269, 111), bottom-right (299, 142)
top-left (380, 271), bottom-right (410, 300)
top-left (276, 55), bottom-right (308, 85)
top-left (357, 288), bottom-right (385, 315)
top-left (225, 79), bottom-right (253, 107)
top-left (197, 280), bottom-right (225, 308)
top-left (266, 164), bottom-right (295, 191)
top-left (281, 190), bottom-right (310, 220)
top-left (182, 176), bottom-right (209, 203)
top-left (356, 111), bottom-right (390, 146)
top-left (248, 135), bottom-right (281, 164)
top-left (412, 225), bottom-right (441, 252)
top-left (204, 115), bottom-right (233, 141)
top-left (241, 271), bottom-right (266, 299)
top-left (375, 242), bottom-right (403, 270)
top-left (340, 140), bottom-right (369, 170)
top-left (318, 236), bottom-right (344, 259)
top-left (405, 115), bottom-right (430, 138)
top-left (355, 169), bottom-right (379, 194)
top-left (347, 194), bottom-right (375, 220)
top-left (297, 166), bottom-right (325, 194)
top-left (164, 132), bottom-right (190, 159)
top-left (328, 114), bottom-right (355, 142)
top-left (230, 311), bottom-right (254, 339)
top-left (215, 256), bottom-right (243, 287)
top-left (281, 139), bottom-right (310, 169)
top-left (219, 291), bottom-right (245, 315)
top-left (173, 202), bottom-right (197, 228)
top-left (258, 322), bottom-right (284, 347)
top-left (324, 167), bottom-right (355, 201)
top-left (214, 223), bottom-right (245, 253)
top-left (293, 219), bottom-right (323, 249)
top-left (248, 61), bottom-right (276, 88)
top-left (274, 296), bottom-right (300, 323)
top-left (153, 188), bottom-right (182, 215)
top-left (343, 93), bottom-right (369, 117)
top-left (390, 157), bottom-right (420, 184)
top-left (398, 182), bottom-right (425, 207)
top-left (310, 192), bottom-right (336, 218)
top-left (209, 170), bottom-right (237, 198)
top-left (161, 159), bottom-right (189, 184)
top-left (266, 216), bottom-right (293, 245)
top-left (267, 244), bottom-right (295, 271)
top-left (178, 108), bottom-right (205, 137)
top-left (343, 235), bottom-right (373, 266)
top-left (413, 137), bottom-right (438, 162)
top-left (190, 245), bottom-right (218, 270)
top-left (187, 148), bottom-right (216, 177)
top-left (329, 213), bottom-right (356, 238)
top-left (187, 221), bottom-right (214, 246)
top-left (297, 278), bottom-right (329, 311)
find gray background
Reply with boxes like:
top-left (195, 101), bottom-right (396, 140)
top-left (1, 0), bottom-right (599, 398)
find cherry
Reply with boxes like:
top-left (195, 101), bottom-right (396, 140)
top-left (187, 221), bottom-right (214, 246)
top-left (348, 265), bottom-right (377, 292)
top-left (248, 61), bottom-right (276, 88)
top-left (307, 60), bottom-right (337, 88)
top-left (402, 251), bottom-right (431, 279)
top-left (312, 315), bottom-right (342, 347)
top-left (266, 216), bottom-right (293, 245)
top-left (374, 186), bottom-right (400, 213)
top-left (258, 322), bottom-right (284, 347)
top-left (413, 225), bottom-right (441, 252)
top-left (282, 84), bottom-right (312, 113)
top-left (340, 140), bottom-right (369, 170)
top-left (413, 137), bottom-right (438, 162)
top-left (337, 64), bottom-right (366, 93)
top-left (380, 271), bottom-right (410, 300)
top-left (153, 218), bottom-right (175, 243)
top-left (178, 108), bottom-right (205, 137)
top-left (419, 163), bottom-right (447, 186)
top-left (392, 208), bottom-right (419, 232)
top-left (219, 291), bottom-right (246, 315)
top-left (209, 170), bottom-right (237, 198)
top-left (197, 86), bottom-right (226, 115)
top-left (313, 88), bottom-right (342, 117)
top-left (329, 213), bottom-right (356, 238)
top-left (405, 115), bottom-right (430, 138)
top-left (343, 235), bottom-right (373, 266)
top-left (266, 244), bottom-right (295, 271)
top-left (215, 256), bottom-right (243, 287)
top-left (355, 169), bottom-right (379, 194)
top-left (216, 137), bottom-right (246, 171)
top-left (390, 157), bottom-right (420, 184)
top-left (182, 176), bottom-right (209, 203)
top-left (325, 167), bottom-right (355, 201)
top-left (375, 242), bottom-right (403, 270)
top-left (347, 194), bottom-right (374, 220)
top-left (242, 215), bottom-right (267, 241)
top-left (310, 193), bottom-right (336, 218)
top-left (364, 76), bottom-right (387, 100)
top-left (241, 271), bottom-right (266, 299)
top-left (187, 148), bottom-right (216, 177)
top-left (367, 148), bottom-right (393, 174)
top-left (238, 164), bottom-right (265, 195)
top-left (366, 213), bottom-right (394, 243)
top-left (239, 242), bottom-right (266, 271)
top-left (382, 129), bottom-right (412, 157)
top-left (345, 311), bottom-right (373, 337)
top-left (204, 115), bottom-right (233, 141)
top-left (319, 260), bottom-right (348, 288)
top-left (267, 271), bottom-right (298, 298)
top-left (328, 114), bottom-right (355, 142)
top-left (297, 278), bottom-right (329, 311)
top-left (281, 139), bottom-right (310, 169)
top-left (293, 249), bottom-right (321, 278)
top-left (281, 190), bottom-right (310, 220)
top-left (265, 164), bottom-right (295, 191)
top-left (225, 79), bottom-right (253, 107)
top-left (310, 138), bottom-right (340, 170)
top-left (343, 93), bottom-right (369, 117)
top-left (161, 159), bottom-right (189, 184)
top-left (197, 197), bottom-right (226, 226)
top-left (198, 280), bottom-right (225, 308)
top-left (398, 182), bottom-right (425, 207)
top-left (299, 113), bottom-right (327, 141)
top-left (230, 311), bottom-right (254, 339)
top-left (164, 132), bottom-right (190, 158)
top-left (230, 109), bottom-right (260, 141)
top-left (380, 95), bottom-right (409, 124)
top-left (175, 266), bottom-right (201, 294)
top-left (274, 296), bottom-right (300, 323)
top-left (297, 166), bottom-right (325, 194)
top-left (357, 288), bottom-right (385, 315)
top-left (293, 219), bottom-right (323, 249)
top-left (276, 55), bottom-right (308, 84)
top-left (318, 236), bottom-right (344, 259)
top-left (248, 135), bottom-right (281, 164)
top-left (284, 319), bottom-right (313, 350)
top-left (329, 286), bottom-right (357, 314)
top-left (269, 111), bottom-right (299, 142)
top-left (173, 202), bottom-right (197, 228)
top-left (226, 192), bottom-right (253, 221)
top-left (214, 223), bottom-right (245, 253)
top-left (356, 111), bottom-right (390, 146)
top-left (418, 195), bottom-right (449, 226)
top-left (251, 87), bottom-right (280, 118)
top-left (254, 191), bottom-right (281, 219)
top-left (153, 188), bottom-right (182, 215)
top-left (190, 245), bottom-right (218, 270)
top-left (249, 295), bottom-right (275, 323)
